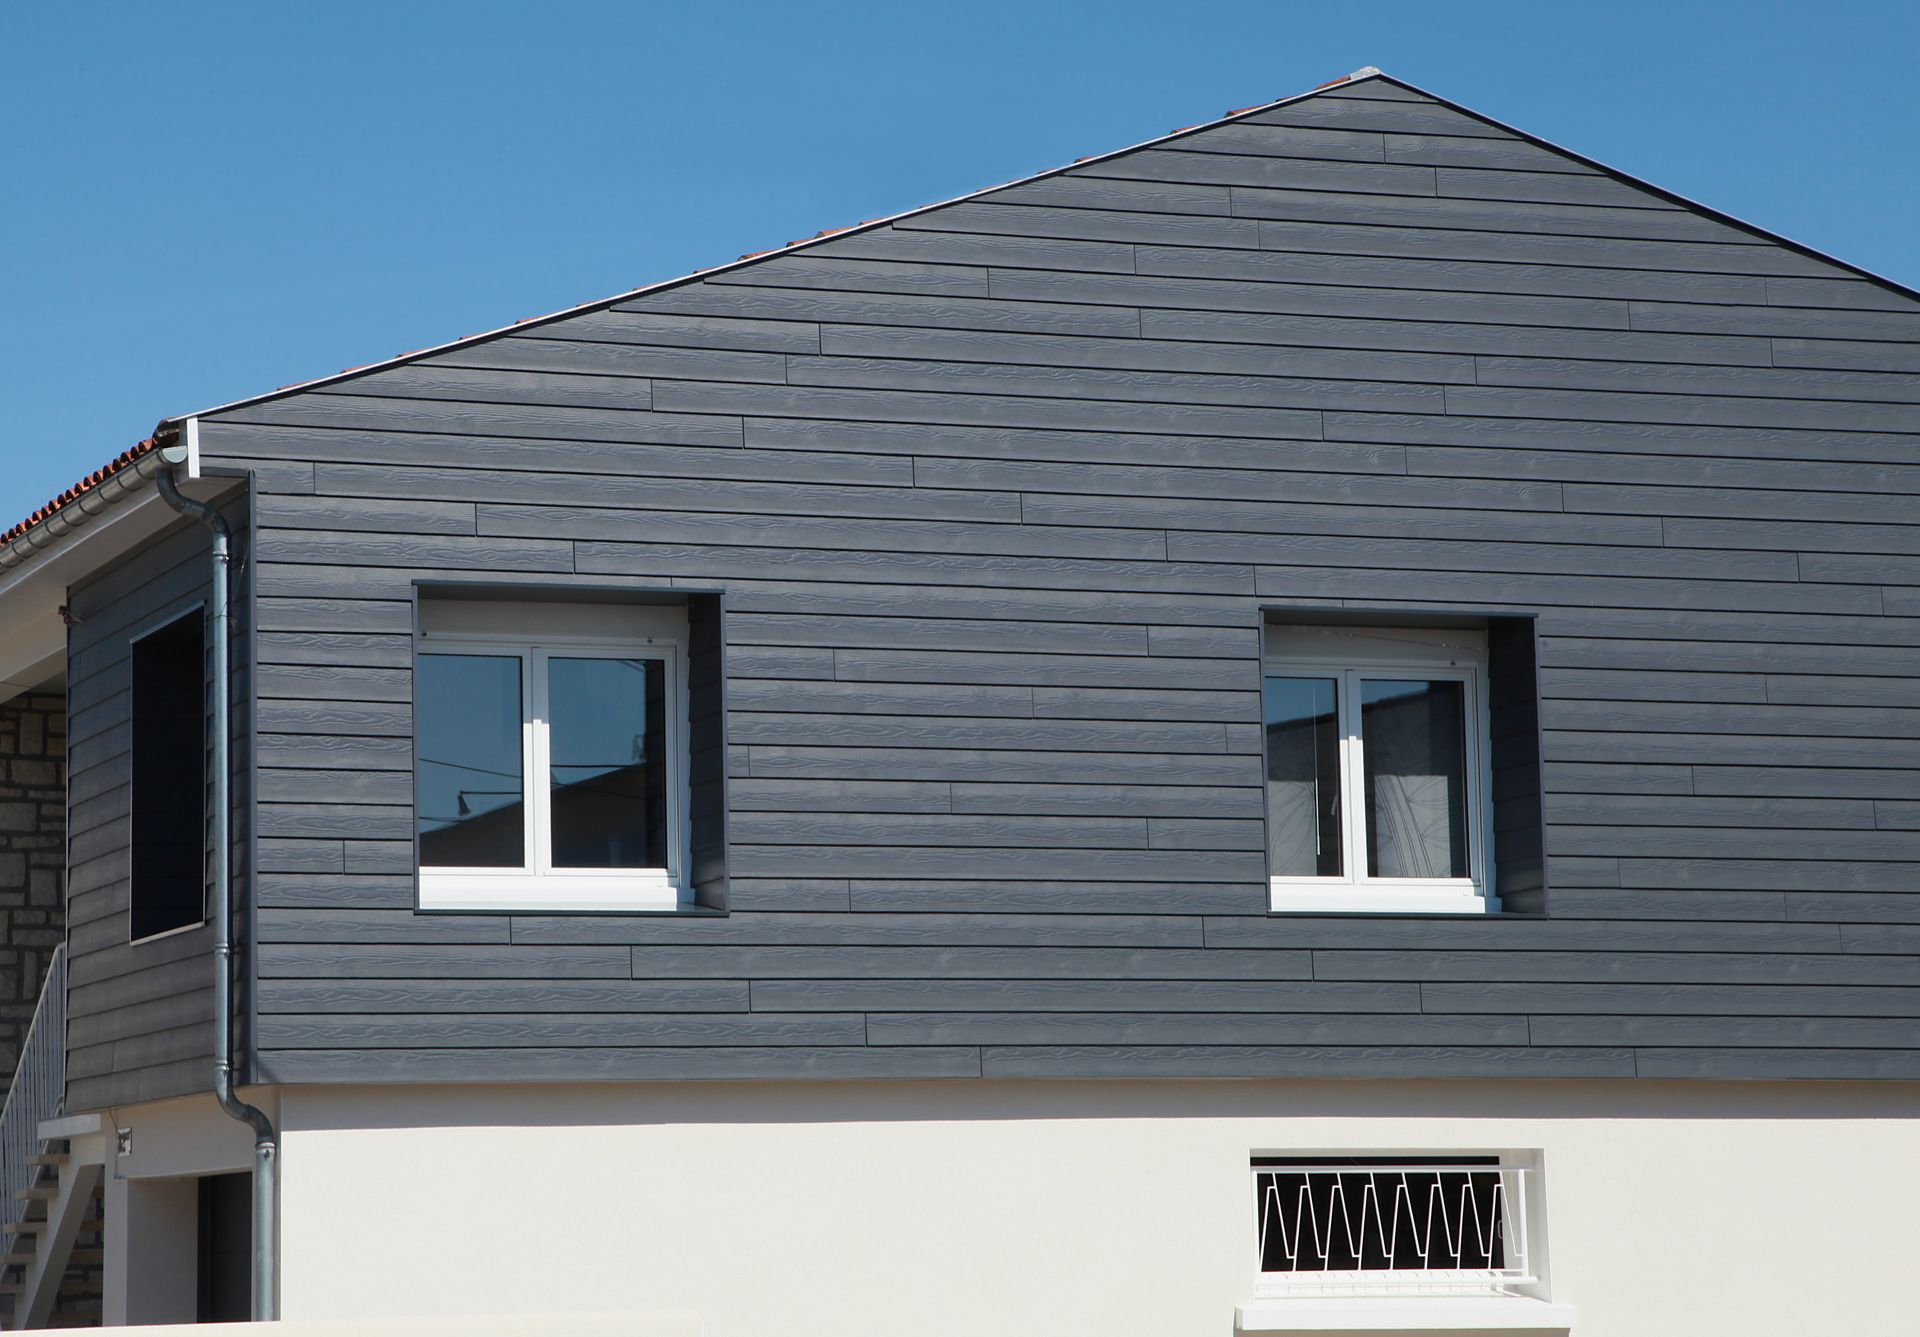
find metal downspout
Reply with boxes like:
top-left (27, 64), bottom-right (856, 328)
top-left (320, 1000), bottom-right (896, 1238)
top-left (155, 443), bottom-right (278, 1321)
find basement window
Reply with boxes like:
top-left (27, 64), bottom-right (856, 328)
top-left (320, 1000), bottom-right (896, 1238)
top-left (1240, 1154), bottom-right (1572, 1332)
top-left (129, 609), bottom-right (208, 942)
top-left (1251, 1156), bottom-right (1538, 1297)
top-left (414, 599), bottom-right (692, 912)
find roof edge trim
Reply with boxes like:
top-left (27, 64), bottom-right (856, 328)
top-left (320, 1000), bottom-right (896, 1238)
top-left (163, 66), bottom-right (1920, 433)
top-left (1368, 72), bottom-right (1920, 305)
top-left (151, 68), bottom-right (1392, 429)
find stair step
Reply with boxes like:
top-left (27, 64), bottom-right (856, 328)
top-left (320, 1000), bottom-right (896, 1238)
top-left (15, 1186), bottom-right (58, 1202)
top-left (67, 1250), bottom-right (102, 1266)
top-left (26, 1154), bottom-right (67, 1168)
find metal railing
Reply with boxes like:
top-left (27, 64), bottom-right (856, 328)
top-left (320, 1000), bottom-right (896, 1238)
top-left (1253, 1161), bottom-right (1534, 1297)
top-left (0, 946), bottom-right (66, 1236)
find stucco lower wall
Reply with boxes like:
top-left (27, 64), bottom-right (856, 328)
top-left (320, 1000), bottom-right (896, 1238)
top-left (252, 1079), bottom-right (1920, 1337)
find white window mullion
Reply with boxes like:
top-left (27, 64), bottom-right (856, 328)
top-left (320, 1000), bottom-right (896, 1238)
top-left (529, 647), bottom-right (552, 876)
top-left (668, 649), bottom-right (687, 886)
top-left (1341, 669), bottom-right (1367, 887)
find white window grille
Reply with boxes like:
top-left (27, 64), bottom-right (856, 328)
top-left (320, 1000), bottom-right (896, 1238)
top-left (1252, 1159), bottom-right (1536, 1298)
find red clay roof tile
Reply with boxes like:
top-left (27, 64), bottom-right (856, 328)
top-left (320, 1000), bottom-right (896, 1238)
top-left (0, 436), bottom-right (164, 550)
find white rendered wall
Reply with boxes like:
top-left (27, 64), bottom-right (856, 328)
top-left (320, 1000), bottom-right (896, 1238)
top-left (100, 1092), bottom-right (265, 1326)
top-left (145, 1079), bottom-right (1920, 1335)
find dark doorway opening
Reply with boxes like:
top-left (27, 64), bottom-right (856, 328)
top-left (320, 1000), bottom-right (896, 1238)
top-left (196, 1172), bottom-right (250, 1323)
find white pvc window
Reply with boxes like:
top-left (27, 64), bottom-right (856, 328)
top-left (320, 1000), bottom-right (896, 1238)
top-left (415, 600), bottom-right (691, 912)
top-left (1263, 625), bottom-right (1493, 914)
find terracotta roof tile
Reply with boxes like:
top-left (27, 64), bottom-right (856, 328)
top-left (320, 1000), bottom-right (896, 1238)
top-left (0, 436), bottom-right (164, 550)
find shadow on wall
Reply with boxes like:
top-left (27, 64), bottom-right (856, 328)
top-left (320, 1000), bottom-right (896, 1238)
top-left (0, 690), bottom-right (64, 1097)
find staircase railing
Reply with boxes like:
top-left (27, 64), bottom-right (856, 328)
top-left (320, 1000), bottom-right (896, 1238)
top-left (0, 945), bottom-right (66, 1235)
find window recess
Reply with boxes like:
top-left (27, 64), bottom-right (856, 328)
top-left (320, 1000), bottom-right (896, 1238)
top-left (414, 599), bottom-right (693, 912)
top-left (1250, 1157), bottom-right (1542, 1300)
top-left (1263, 625), bottom-right (1493, 915)
top-left (129, 608), bottom-right (209, 942)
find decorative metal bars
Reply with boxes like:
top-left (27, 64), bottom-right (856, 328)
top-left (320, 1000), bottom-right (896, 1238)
top-left (1253, 1161), bottom-right (1533, 1296)
top-left (0, 946), bottom-right (66, 1235)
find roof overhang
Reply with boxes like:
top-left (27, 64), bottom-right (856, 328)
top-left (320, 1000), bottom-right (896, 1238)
top-left (0, 432), bottom-right (212, 702)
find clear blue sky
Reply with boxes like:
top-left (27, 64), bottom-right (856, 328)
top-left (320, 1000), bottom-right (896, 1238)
top-left (5, 1), bottom-right (1917, 523)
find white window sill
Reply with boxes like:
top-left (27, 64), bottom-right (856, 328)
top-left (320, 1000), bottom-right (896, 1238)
top-left (1268, 881), bottom-right (1493, 915)
top-left (1237, 1296), bottom-right (1576, 1332)
top-left (420, 872), bottom-right (686, 913)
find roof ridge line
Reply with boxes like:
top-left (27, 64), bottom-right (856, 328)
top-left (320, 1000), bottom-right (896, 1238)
top-left (146, 68), bottom-right (1385, 431)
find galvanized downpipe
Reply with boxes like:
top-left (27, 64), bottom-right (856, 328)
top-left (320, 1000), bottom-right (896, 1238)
top-left (155, 444), bottom-right (278, 1321)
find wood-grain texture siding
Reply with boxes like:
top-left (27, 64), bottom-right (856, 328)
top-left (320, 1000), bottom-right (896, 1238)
top-left (65, 498), bottom-right (251, 1110)
top-left (158, 74), bottom-right (1920, 1092)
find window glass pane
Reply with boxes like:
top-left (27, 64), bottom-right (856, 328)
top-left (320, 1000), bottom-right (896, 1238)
top-left (1362, 679), bottom-right (1469, 879)
top-left (1264, 677), bottom-right (1342, 878)
top-left (549, 657), bottom-right (666, 869)
top-left (417, 654), bottom-right (524, 867)
top-left (130, 613), bottom-right (207, 939)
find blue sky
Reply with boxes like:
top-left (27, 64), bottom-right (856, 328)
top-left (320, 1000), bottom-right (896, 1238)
top-left (4, 1), bottom-right (1917, 522)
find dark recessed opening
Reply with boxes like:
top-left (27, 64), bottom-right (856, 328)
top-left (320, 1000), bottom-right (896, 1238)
top-left (130, 611), bottom-right (207, 941)
top-left (196, 1172), bottom-right (250, 1322)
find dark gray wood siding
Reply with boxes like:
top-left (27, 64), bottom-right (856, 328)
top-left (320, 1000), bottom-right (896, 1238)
top-left (186, 75), bottom-right (1920, 1088)
top-left (64, 497), bottom-right (251, 1110)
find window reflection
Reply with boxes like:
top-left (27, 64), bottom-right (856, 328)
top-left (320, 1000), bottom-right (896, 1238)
top-left (549, 657), bottom-right (666, 869)
top-left (1362, 679), bottom-right (1469, 880)
top-left (417, 654), bottom-right (524, 867)
top-left (1264, 677), bottom-right (1342, 878)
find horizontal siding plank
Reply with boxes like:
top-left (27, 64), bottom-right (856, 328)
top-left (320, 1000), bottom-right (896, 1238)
top-left (1134, 241), bottom-right (1766, 305)
top-left (1142, 306), bottom-right (1769, 367)
top-left (258, 1012), bottom-right (866, 1049)
top-left (751, 979), bottom-right (1415, 1012)
top-left (257, 979), bottom-right (748, 1013)
top-left (745, 746), bottom-right (1260, 786)
top-left (255, 1046), bottom-right (983, 1083)
top-left (1426, 982), bottom-right (1920, 1016)
top-left (989, 267), bottom-right (1632, 331)
top-left (172, 78), bottom-right (1920, 1089)
top-left (870, 1012), bottom-right (1528, 1046)
top-left (979, 1044), bottom-right (1636, 1079)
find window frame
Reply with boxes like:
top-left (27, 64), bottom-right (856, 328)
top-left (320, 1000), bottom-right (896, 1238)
top-left (415, 602), bottom-right (691, 913)
top-left (1245, 1151), bottom-right (1551, 1305)
top-left (1263, 625), bottom-right (1494, 916)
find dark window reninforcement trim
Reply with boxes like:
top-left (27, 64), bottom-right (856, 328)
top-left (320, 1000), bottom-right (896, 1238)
top-left (407, 581), bottom-right (731, 917)
top-left (1255, 605), bottom-right (1547, 918)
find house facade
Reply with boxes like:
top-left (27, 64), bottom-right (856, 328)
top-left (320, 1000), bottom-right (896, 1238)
top-left (1, 69), bottom-right (1918, 1334)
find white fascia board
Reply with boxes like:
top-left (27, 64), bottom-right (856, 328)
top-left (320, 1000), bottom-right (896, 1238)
top-left (1237, 1297), bottom-right (1578, 1332)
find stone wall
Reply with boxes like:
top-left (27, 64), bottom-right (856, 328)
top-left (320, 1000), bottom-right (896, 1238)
top-left (0, 690), bottom-right (66, 1088)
